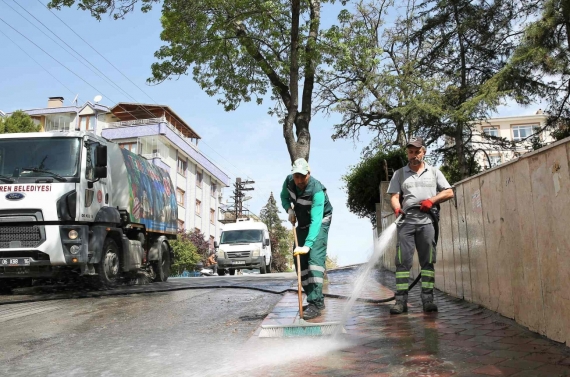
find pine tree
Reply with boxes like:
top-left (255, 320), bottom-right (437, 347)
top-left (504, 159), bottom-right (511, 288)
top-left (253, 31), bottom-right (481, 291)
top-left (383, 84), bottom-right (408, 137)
top-left (260, 193), bottom-right (292, 272)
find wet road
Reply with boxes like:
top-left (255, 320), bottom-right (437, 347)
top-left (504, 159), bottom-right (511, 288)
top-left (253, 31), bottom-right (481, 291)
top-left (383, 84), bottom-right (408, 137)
top-left (0, 274), bottom-right (295, 377)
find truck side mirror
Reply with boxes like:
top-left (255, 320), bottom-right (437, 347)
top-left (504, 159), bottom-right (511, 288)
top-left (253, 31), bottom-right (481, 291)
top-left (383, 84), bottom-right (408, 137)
top-left (95, 144), bottom-right (107, 167)
top-left (94, 166), bottom-right (107, 179)
top-left (264, 239), bottom-right (270, 247)
top-left (214, 241), bottom-right (219, 249)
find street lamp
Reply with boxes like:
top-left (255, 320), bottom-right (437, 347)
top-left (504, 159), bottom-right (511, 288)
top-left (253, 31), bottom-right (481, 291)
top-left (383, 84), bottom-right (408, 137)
top-left (469, 148), bottom-right (493, 175)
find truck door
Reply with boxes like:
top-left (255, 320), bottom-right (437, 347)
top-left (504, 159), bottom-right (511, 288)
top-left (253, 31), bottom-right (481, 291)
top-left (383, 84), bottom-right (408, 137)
top-left (79, 137), bottom-right (109, 222)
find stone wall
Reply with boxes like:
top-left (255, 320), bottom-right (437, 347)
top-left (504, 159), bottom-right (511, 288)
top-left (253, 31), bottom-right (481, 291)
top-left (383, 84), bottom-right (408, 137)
top-left (378, 137), bottom-right (570, 345)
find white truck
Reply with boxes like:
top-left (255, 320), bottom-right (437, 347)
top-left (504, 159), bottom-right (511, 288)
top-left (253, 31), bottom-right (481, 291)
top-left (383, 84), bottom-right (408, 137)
top-left (0, 131), bottom-right (177, 291)
top-left (215, 218), bottom-right (271, 275)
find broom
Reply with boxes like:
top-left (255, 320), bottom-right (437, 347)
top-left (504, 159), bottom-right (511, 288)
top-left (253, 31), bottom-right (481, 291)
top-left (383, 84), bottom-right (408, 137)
top-left (259, 226), bottom-right (345, 337)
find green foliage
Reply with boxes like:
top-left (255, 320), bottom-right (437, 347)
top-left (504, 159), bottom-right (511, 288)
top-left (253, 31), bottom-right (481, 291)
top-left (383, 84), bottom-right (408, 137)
top-left (260, 193), bottom-right (292, 272)
top-left (185, 228), bottom-right (211, 264)
top-left (47, 0), bottom-right (159, 20)
top-left (489, 0), bottom-right (570, 138)
top-left (49, 0), bottom-right (331, 162)
top-left (0, 111), bottom-right (41, 134)
top-left (170, 230), bottom-right (201, 275)
top-left (342, 148), bottom-right (407, 224)
top-left (551, 122), bottom-right (570, 141)
top-left (440, 151), bottom-right (482, 185)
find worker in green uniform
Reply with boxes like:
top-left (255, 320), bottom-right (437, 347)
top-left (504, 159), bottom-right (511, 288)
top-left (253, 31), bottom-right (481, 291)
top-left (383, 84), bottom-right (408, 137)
top-left (280, 158), bottom-right (333, 320)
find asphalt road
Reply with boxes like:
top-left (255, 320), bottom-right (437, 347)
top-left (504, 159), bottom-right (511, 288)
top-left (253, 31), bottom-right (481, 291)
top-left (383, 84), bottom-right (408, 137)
top-left (0, 273), bottom-right (296, 377)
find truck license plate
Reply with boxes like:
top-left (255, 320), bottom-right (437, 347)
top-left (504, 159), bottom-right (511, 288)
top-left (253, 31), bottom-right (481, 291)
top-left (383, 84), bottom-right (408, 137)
top-left (0, 258), bottom-right (31, 266)
top-left (232, 261), bottom-right (245, 265)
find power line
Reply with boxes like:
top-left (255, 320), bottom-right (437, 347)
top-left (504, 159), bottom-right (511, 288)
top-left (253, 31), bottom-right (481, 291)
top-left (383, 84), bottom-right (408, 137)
top-left (3, 0), bottom-right (139, 105)
top-left (6, 0), bottom-right (161, 122)
top-left (0, 16), bottom-right (146, 122)
top-left (37, 0), bottom-right (159, 105)
top-left (0, 28), bottom-right (78, 99)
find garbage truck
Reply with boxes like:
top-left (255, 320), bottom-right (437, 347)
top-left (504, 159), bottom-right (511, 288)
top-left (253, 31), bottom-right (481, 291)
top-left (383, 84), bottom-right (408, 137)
top-left (0, 131), bottom-right (178, 290)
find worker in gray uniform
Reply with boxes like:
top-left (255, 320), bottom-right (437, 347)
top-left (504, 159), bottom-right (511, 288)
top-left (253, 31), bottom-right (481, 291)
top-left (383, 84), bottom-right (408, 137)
top-left (386, 137), bottom-right (454, 314)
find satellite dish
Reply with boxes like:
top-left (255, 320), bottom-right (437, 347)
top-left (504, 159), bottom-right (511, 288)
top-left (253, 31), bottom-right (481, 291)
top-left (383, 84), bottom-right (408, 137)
top-left (243, 196), bottom-right (252, 202)
top-left (93, 95), bottom-right (103, 103)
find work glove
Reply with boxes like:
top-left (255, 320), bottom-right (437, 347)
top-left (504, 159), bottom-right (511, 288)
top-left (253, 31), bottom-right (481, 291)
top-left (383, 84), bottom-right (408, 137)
top-left (293, 246), bottom-right (310, 256)
top-left (420, 199), bottom-right (433, 213)
top-left (394, 208), bottom-right (405, 217)
top-left (288, 208), bottom-right (296, 225)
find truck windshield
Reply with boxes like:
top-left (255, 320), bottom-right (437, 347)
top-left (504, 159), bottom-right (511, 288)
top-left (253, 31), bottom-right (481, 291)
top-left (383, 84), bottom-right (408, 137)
top-left (0, 138), bottom-right (80, 180)
top-left (220, 230), bottom-right (263, 244)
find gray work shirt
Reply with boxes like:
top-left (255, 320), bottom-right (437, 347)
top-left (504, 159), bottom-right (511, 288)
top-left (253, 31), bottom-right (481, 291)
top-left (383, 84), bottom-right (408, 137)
top-left (386, 163), bottom-right (451, 224)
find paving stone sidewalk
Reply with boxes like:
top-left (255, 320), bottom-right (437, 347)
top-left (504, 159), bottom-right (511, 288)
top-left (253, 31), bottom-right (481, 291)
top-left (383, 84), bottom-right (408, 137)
top-left (249, 267), bottom-right (570, 377)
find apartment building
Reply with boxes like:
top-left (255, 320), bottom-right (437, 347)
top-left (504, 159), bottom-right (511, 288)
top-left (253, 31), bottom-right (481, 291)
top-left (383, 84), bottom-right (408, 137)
top-left (12, 97), bottom-right (230, 247)
top-left (470, 110), bottom-right (552, 168)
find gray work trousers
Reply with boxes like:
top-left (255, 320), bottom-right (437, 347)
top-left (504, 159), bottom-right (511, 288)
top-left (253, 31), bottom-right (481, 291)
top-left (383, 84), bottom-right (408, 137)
top-left (395, 222), bottom-right (436, 299)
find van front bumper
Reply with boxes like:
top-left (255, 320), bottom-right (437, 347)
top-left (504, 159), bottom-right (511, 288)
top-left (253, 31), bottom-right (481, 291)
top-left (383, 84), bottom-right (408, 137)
top-left (218, 256), bottom-right (264, 269)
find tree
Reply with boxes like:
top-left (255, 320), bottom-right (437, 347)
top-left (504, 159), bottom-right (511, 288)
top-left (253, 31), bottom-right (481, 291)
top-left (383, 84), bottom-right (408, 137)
top-left (260, 192), bottom-right (292, 272)
top-left (319, 0), bottom-right (445, 156)
top-left (0, 110), bottom-right (41, 134)
top-left (342, 148), bottom-right (407, 225)
top-left (186, 228), bottom-right (211, 264)
top-left (48, 0), bottom-right (331, 162)
top-left (489, 0), bottom-right (570, 137)
top-left (170, 230), bottom-right (201, 275)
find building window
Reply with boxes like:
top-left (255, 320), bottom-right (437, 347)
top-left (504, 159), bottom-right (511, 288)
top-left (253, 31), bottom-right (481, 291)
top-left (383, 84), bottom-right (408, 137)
top-left (210, 209), bottom-right (215, 224)
top-left (178, 220), bottom-right (185, 231)
top-left (177, 157), bottom-right (187, 176)
top-left (79, 115), bottom-right (95, 131)
top-left (176, 188), bottom-right (185, 207)
top-left (209, 235), bottom-right (215, 250)
top-left (483, 127), bottom-right (499, 137)
top-left (210, 183), bottom-right (217, 197)
top-left (45, 114), bottom-right (74, 132)
top-left (196, 171), bottom-right (203, 188)
top-left (196, 199), bottom-right (201, 216)
top-left (512, 125), bottom-right (534, 141)
top-left (119, 142), bottom-right (137, 154)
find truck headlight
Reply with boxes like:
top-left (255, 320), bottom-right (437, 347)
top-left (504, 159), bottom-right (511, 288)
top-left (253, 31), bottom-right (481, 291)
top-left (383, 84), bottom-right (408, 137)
top-left (216, 250), bottom-right (225, 259)
top-left (68, 230), bottom-right (79, 240)
top-left (69, 245), bottom-right (80, 255)
top-left (252, 248), bottom-right (260, 257)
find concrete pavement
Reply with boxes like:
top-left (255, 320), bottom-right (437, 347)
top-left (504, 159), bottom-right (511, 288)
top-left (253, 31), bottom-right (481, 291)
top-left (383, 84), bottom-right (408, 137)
top-left (249, 267), bottom-right (570, 377)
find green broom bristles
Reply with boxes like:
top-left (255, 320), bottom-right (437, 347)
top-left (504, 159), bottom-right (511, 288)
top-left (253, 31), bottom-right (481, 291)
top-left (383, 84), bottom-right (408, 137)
top-left (259, 321), bottom-right (345, 338)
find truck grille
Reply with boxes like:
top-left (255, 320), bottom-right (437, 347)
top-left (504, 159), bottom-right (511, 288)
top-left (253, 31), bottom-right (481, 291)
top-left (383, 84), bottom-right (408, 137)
top-left (0, 226), bottom-right (43, 248)
top-left (0, 210), bottom-right (46, 249)
top-left (227, 251), bottom-right (251, 258)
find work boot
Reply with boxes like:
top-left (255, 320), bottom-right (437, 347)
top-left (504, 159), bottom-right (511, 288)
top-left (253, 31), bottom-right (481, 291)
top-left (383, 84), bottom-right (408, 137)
top-left (303, 304), bottom-right (321, 320)
top-left (421, 293), bottom-right (438, 312)
top-left (390, 297), bottom-right (408, 314)
top-left (303, 302), bottom-right (325, 311)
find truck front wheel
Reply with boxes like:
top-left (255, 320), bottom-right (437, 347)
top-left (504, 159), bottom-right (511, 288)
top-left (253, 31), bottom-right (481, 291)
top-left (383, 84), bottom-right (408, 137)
top-left (259, 260), bottom-right (267, 275)
top-left (152, 241), bottom-right (171, 282)
top-left (95, 238), bottom-right (121, 288)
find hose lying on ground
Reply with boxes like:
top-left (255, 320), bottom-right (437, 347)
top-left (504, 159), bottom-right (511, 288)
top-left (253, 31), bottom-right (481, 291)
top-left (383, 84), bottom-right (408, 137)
top-left (0, 209), bottom-right (439, 307)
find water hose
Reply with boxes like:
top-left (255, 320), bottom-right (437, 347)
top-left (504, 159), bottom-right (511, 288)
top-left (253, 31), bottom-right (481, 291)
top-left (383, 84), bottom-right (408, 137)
top-left (0, 209), bottom-right (439, 307)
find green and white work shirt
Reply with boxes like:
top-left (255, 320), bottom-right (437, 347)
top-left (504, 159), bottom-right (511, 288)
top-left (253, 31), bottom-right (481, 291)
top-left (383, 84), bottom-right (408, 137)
top-left (386, 163), bottom-right (451, 225)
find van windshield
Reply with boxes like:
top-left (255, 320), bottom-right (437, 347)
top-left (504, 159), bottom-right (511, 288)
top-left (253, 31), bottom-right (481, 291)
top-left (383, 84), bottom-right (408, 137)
top-left (220, 230), bottom-right (263, 244)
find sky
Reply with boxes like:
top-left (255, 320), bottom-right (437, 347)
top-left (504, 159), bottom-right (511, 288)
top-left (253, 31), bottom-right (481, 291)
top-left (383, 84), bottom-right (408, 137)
top-left (0, 1), bottom-right (542, 266)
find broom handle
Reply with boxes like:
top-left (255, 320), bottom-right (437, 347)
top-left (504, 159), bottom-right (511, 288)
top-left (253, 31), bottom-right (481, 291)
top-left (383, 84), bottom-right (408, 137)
top-left (293, 226), bottom-right (303, 319)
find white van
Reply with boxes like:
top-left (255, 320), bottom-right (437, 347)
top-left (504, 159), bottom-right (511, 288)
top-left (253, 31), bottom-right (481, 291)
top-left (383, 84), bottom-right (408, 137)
top-left (215, 219), bottom-right (271, 275)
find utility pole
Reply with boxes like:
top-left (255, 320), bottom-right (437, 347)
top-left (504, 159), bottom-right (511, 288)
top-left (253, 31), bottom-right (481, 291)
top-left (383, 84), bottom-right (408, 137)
top-left (224, 177), bottom-right (255, 222)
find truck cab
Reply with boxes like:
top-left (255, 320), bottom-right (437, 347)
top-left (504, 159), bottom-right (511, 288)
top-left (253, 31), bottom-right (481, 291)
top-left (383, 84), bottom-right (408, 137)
top-left (215, 219), bottom-right (271, 275)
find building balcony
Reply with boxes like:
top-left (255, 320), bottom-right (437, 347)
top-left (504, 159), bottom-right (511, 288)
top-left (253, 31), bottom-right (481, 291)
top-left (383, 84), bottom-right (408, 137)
top-left (101, 122), bottom-right (230, 187)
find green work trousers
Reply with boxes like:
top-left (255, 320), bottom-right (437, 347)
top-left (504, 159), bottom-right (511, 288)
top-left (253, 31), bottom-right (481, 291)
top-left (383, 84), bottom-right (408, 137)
top-left (294, 223), bottom-right (330, 307)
